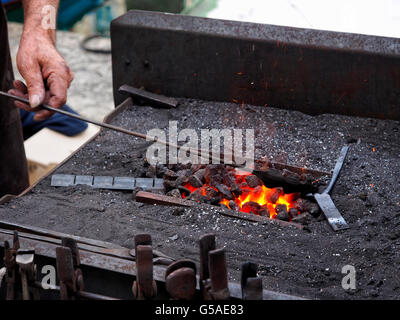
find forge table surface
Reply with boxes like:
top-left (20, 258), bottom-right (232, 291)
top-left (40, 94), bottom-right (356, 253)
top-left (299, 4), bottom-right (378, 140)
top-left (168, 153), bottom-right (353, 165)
top-left (1, 98), bottom-right (399, 299)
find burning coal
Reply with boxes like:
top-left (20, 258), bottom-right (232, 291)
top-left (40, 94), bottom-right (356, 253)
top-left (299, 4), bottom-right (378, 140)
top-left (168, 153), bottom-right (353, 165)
top-left (157, 163), bottom-right (319, 222)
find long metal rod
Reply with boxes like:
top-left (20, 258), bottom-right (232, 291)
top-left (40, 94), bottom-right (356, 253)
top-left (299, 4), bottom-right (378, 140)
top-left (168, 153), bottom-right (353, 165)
top-left (0, 91), bottom-right (150, 140)
top-left (0, 90), bottom-right (237, 166)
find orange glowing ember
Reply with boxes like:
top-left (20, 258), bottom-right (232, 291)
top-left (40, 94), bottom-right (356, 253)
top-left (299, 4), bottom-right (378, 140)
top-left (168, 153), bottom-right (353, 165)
top-left (182, 170), bottom-right (299, 220)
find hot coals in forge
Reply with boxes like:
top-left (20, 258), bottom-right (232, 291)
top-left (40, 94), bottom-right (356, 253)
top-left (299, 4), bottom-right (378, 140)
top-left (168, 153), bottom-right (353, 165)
top-left (158, 163), bottom-right (320, 222)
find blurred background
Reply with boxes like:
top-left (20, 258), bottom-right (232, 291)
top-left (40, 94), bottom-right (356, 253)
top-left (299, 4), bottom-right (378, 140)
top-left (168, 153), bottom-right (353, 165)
top-left (3, 0), bottom-right (400, 38)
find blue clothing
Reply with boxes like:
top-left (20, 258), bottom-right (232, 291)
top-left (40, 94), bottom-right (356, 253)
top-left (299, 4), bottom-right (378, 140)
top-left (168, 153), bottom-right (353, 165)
top-left (20, 105), bottom-right (88, 140)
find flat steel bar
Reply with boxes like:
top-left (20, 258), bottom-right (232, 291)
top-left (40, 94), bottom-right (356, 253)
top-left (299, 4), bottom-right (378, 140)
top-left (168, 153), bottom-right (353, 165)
top-left (119, 84), bottom-right (178, 108)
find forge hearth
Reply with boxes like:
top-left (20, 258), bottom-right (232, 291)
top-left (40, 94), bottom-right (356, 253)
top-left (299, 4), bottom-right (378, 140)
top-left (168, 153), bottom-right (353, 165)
top-left (1, 97), bottom-right (400, 300)
top-left (1, 10), bottom-right (400, 300)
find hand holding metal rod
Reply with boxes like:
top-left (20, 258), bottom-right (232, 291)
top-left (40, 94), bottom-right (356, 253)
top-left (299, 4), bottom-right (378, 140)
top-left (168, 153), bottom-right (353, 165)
top-left (0, 90), bottom-right (242, 167)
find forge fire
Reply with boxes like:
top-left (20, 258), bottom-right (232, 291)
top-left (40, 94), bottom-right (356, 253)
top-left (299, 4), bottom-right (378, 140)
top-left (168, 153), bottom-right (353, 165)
top-left (159, 163), bottom-right (320, 223)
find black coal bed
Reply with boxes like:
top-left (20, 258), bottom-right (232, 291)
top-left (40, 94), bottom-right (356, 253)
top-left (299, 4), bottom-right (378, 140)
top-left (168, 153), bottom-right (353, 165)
top-left (1, 95), bottom-right (399, 299)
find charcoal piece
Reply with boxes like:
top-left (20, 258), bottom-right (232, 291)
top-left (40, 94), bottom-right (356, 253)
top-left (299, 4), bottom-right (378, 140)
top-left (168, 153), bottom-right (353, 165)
top-left (275, 204), bottom-right (289, 221)
top-left (216, 184), bottom-right (234, 200)
top-left (307, 202), bottom-right (321, 217)
top-left (204, 186), bottom-right (218, 199)
top-left (281, 169), bottom-right (302, 186)
top-left (223, 172), bottom-right (236, 188)
top-left (187, 188), bottom-right (203, 202)
top-left (156, 164), bottom-right (167, 178)
top-left (228, 200), bottom-right (240, 211)
top-left (164, 169), bottom-right (179, 181)
top-left (194, 168), bottom-right (206, 182)
top-left (259, 205), bottom-right (270, 217)
top-left (242, 202), bottom-right (261, 215)
top-left (190, 164), bottom-right (202, 173)
top-left (294, 198), bottom-right (320, 217)
top-left (204, 164), bottom-right (224, 186)
top-left (239, 182), bottom-right (249, 189)
top-left (189, 175), bottom-right (203, 188)
top-left (289, 208), bottom-right (299, 219)
top-left (163, 180), bottom-right (176, 192)
top-left (175, 175), bottom-right (189, 187)
top-left (143, 158), bottom-right (150, 167)
top-left (176, 169), bottom-right (191, 178)
top-left (294, 198), bottom-right (308, 212)
top-left (291, 212), bottom-right (313, 225)
top-left (167, 189), bottom-right (181, 198)
top-left (204, 164), bottom-right (220, 178)
top-left (209, 197), bottom-right (220, 205)
top-left (245, 175), bottom-right (263, 188)
top-left (267, 187), bottom-right (283, 204)
top-left (282, 169), bottom-right (301, 181)
top-left (231, 183), bottom-right (242, 197)
top-left (178, 186), bottom-right (191, 196)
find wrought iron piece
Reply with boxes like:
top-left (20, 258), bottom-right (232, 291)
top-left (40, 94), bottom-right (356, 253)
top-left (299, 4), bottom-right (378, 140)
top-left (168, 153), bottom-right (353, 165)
top-left (134, 234), bottom-right (152, 249)
top-left (241, 262), bottom-right (258, 299)
top-left (165, 259), bottom-right (196, 280)
top-left (208, 248), bottom-right (230, 300)
top-left (61, 237), bottom-right (81, 267)
top-left (199, 234), bottom-right (216, 284)
top-left (135, 244), bottom-right (156, 299)
top-left (244, 277), bottom-right (263, 300)
top-left (56, 247), bottom-right (75, 300)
